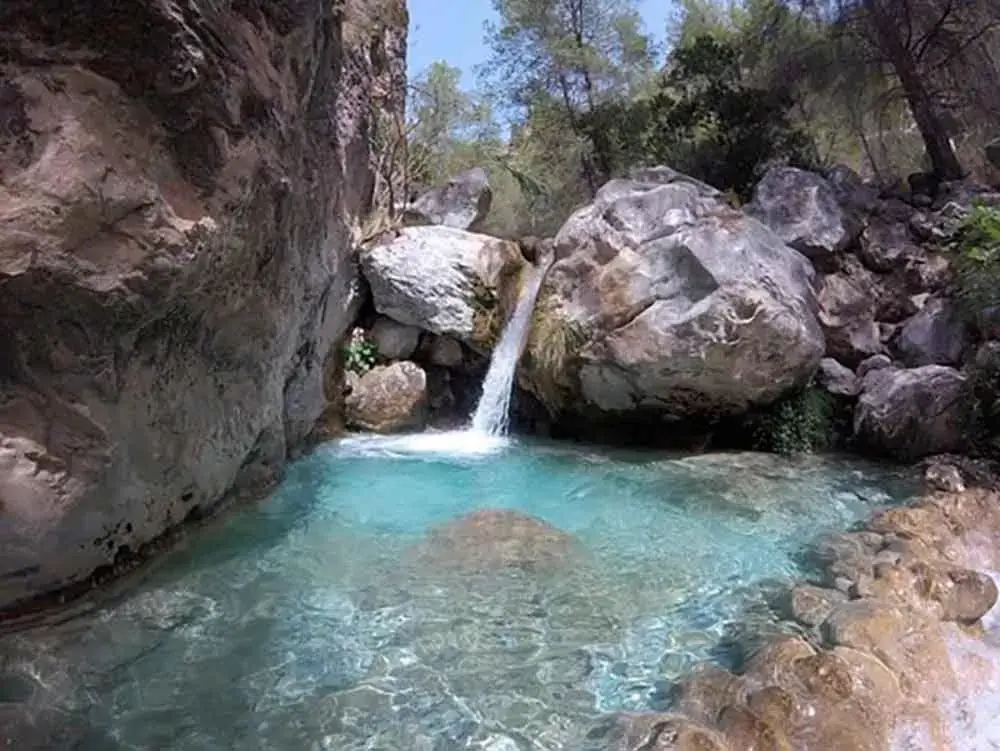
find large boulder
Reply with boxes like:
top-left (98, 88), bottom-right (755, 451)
top-left (405, 167), bottom-right (492, 231)
top-left (359, 225), bottom-right (525, 346)
top-left (853, 365), bottom-right (967, 460)
top-left (345, 362), bottom-right (428, 433)
top-left (890, 297), bottom-right (969, 367)
top-left (747, 166), bottom-right (856, 260)
top-left (0, 0), bottom-right (403, 612)
top-left (529, 168), bottom-right (824, 421)
top-left (815, 258), bottom-right (884, 367)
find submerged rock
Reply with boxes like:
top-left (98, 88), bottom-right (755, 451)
top-left (854, 365), bottom-right (967, 460)
top-left (531, 167), bottom-right (824, 422)
top-left (405, 167), bottom-right (493, 231)
top-left (0, 0), bottom-right (400, 612)
top-left (747, 166), bottom-right (856, 259)
top-left (359, 226), bottom-right (525, 345)
top-left (414, 509), bottom-right (575, 571)
top-left (345, 362), bottom-right (428, 433)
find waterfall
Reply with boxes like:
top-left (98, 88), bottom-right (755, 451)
top-left (470, 260), bottom-right (551, 436)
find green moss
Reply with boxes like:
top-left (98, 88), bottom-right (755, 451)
top-left (948, 203), bottom-right (1000, 320)
top-left (750, 387), bottom-right (837, 456)
top-left (964, 345), bottom-right (1000, 456)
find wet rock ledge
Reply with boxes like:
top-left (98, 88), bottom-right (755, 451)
top-left (612, 458), bottom-right (1000, 751)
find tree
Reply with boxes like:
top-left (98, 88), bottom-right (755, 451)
top-left (481, 0), bottom-right (656, 194)
top-left (641, 34), bottom-right (818, 198)
top-left (802, 0), bottom-right (999, 179)
top-left (407, 61), bottom-right (500, 192)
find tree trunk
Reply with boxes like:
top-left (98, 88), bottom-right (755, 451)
top-left (865, 0), bottom-right (964, 179)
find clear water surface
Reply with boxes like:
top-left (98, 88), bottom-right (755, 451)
top-left (0, 433), bottom-right (918, 750)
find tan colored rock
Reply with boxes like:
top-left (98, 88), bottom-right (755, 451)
top-left (674, 666), bottom-right (746, 726)
top-left (345, 362), bottom-right (428, 433)
top-left (718, 705), bottom-right (791, 751)
top-left (786, 584), bottom-right (847, 627)
top-left (914, 564), bottom-right (998, 623)
top-left (412, 509), bottom-right (575, 572)
top-left (612, 713), bottom-right (732, 751)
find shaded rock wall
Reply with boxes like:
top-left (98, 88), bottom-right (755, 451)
top-left (0, 0), bottom-right (405, 613)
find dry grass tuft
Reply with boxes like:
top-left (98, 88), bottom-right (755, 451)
top-left (524, 291), bottom-right (585, 412)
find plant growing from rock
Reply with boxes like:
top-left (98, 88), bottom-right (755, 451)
top-left (344, 327), bottom-right (379, 375)
top-left (750, 387), bottom-right (837, 456)
top-left (524, 294), bottom-right (585, 412)
top-left (950, 203), bottom-right (1000, 322)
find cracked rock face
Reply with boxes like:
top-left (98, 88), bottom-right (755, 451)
top-left (533, 167), bottom-right (825, 421)
top-left (0, 0), bottom-right (400, 612)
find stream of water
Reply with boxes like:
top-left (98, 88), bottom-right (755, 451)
top-left (471, 260), bottom-right (551, 437)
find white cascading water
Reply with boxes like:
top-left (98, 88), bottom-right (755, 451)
top-left (470, 260), bottom-right (552, 436)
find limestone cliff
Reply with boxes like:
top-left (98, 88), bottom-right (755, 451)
top-left (0, 0), bottom-right (407, 613)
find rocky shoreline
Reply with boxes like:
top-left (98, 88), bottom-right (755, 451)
top-left (610, 456), bottom-right (1000, 750)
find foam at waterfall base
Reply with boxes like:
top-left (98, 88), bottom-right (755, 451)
top-left (335, 429), bottom-right (509, 459)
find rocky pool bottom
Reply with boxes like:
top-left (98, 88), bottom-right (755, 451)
top-left (2, 434), bottom-right (999, 750)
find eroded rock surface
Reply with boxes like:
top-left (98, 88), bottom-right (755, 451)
top-left (529, 167), bottom-right (824, 422)
top-left (0, 0), bottom-right (403, 612)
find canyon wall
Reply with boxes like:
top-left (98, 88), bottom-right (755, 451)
top-left (0, 0), bottom-right (406, 614)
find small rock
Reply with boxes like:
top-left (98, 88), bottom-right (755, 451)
top-left (368, 316), bottom-right (421, 360)
top-left (857, 354), bottom-right (892, 380)
top-left (924, 462), bottom-right (966, 493)
top-left (918, 565), bottom-right (999, 624)
top-left (859, 220), bottom-right (922, 272)
top-left (673, 665), bottom-right (745, 725)
top-left (816, 357), bottom-right (858, 397)
top-left (427, 335), bottom-right (463, 368)
top-left (904, 253), bottom-right (950, 293)
top-left (345, 361), bottom-right (428, 433)
top-left (611, 713), bottom-right (730, 751)
top-left (719, 705), bottom-right (791, 751)
top-left (405, 167), bottom-right (492, 231)
top-left (787, 584), bottom-right (847, 628)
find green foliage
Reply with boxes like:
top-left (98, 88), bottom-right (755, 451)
top-left (950, 204), bottom-right (1000, 320)
top-left (639, 34), bottom-right (820, 198)
top-left (750, 387), bottom-right (836, 456)
top-left (964, 346), bottom-right (1000, 456)
top-left (344, 330), bottom-right (378, 375)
